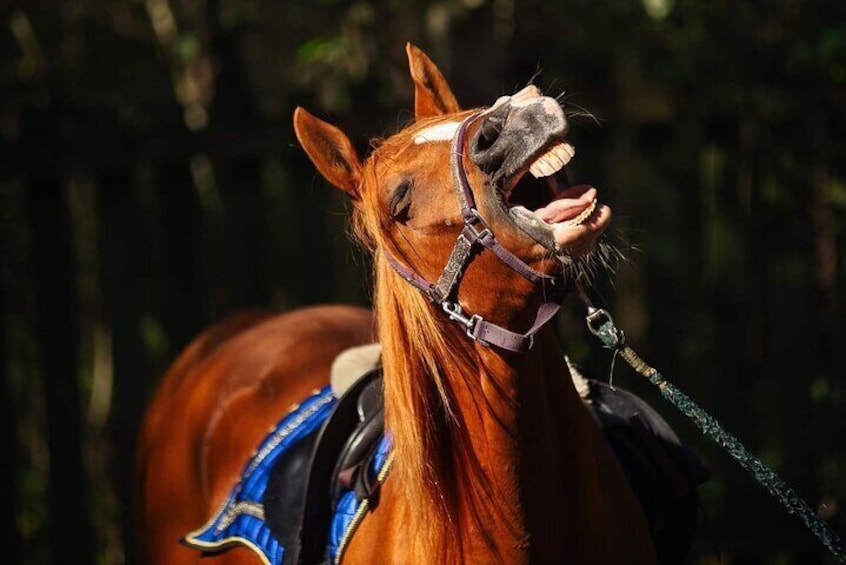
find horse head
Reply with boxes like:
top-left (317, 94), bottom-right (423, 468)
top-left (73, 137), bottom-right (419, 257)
top-left (294, 44), bottom-right (610, 339)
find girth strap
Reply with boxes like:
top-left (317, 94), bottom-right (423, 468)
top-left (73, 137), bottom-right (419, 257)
top-left (384, 111), bottom-right (566, 353)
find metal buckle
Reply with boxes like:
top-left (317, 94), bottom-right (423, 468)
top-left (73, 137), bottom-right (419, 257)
top-left (585, 307), bottom-right (625, 348)
top-left (464, 209), bottom-right (492, 241)
top-left (442, 301), bottom-right (483, 339)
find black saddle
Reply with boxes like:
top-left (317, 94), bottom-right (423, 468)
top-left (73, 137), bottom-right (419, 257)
top-left (263, 369), bottom-right (384, 565)
top-left (585, 380), bottom-right (709, 564)
top-left (263, 367), bottom-right (707, 564)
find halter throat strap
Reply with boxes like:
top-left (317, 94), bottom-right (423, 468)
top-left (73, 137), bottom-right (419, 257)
top-left (384, 111), bottom-right (566, 353)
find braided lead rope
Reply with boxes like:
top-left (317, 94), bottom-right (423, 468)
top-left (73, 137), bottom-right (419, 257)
top-left (581, 301), bottom-right (846, 563)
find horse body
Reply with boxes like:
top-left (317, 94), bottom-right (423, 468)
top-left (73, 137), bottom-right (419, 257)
top-left (136, 44), bottom-right (660, 564)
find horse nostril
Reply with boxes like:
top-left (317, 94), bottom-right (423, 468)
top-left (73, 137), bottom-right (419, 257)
top-left (470, 104), bottom-right (512, 172)
top-left (476, 116), bottom-right (503, 151)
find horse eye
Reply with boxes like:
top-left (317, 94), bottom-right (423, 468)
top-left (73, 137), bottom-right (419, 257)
top-left (389, 181), bottom-right (413, 221)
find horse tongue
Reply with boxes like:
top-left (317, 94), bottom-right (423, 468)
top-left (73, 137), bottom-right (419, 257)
top-left (534, 186), bottom-right (597, 224)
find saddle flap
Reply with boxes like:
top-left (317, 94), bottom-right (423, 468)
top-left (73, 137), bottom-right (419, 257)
top-left (293, 368), bottom-right (384, 564)
top-left (330, 376), bottom-right (384, 503)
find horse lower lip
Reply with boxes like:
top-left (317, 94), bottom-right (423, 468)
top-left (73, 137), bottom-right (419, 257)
top-left (553, 203), bottom-right (611, 246)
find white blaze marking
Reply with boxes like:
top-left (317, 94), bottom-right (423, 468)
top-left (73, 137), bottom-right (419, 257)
top-left (413, 121), bottom-right (461, 144)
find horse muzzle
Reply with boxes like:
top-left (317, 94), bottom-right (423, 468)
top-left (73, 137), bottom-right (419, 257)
top-left (468, 86), bottom-right (609, 255)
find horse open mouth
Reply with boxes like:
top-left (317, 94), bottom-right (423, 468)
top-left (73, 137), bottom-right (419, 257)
top-left (499, 140), bottom-right (610, 254)
top-left (467, 88), bottom-right (612, 254)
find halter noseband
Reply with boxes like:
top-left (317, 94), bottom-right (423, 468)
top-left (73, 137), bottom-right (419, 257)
top-left (384, 111), bottom-right (567, 353)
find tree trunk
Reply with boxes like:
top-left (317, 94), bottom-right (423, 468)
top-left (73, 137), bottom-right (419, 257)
top-left (27, 179), bottom-right (93, 564)
top-left (98, 172), bottom-right (149, 564)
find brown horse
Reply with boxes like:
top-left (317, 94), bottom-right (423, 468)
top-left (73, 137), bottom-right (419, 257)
top-left (136, 44), bottom-right (658, 564)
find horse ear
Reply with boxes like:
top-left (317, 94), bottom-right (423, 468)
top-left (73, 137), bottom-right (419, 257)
top-left (293, 107), bottom-right (362, 200)
top-left (406, 42), bottom-right (461, 120)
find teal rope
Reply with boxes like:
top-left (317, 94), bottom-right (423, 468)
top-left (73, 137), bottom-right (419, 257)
top-left (586, 308), bottom-right (846, 563)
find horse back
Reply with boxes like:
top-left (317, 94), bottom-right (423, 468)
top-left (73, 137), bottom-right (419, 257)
top-left (135, 305), bottom-right (373, 564)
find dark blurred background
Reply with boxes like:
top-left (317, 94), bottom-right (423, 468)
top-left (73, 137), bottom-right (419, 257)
top-left (1, 0), bottom-right (844, 563)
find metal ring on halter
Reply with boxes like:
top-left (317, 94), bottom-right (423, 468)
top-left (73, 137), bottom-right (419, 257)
top-left (464, 209), bottom-right (492, 240)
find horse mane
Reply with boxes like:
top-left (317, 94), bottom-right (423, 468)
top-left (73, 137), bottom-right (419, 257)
top-left (376, 254), bottom-right (506, 562)
top-left (349, 116), bottom-right (513, 561)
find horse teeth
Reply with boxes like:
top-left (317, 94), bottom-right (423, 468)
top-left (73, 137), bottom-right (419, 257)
top-left (530, 159), bottom-right (554, 178)
top-left (561, 199), bottom-right (597, 226)
top-left (529, 142), bottom-right (576, 178)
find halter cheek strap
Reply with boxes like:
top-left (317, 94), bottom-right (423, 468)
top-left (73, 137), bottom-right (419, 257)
top-left (384, 112), bottom-right (567, 353)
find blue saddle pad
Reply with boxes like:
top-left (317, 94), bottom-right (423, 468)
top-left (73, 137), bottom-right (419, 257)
top-left (183, 387), bottom-right (337, 564)
top-left (182, 385), bottom-right (393, 565)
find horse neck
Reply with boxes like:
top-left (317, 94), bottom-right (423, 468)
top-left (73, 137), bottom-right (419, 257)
top-left (379, 282), bottom-right (604, 562)
top-left (448, 325), bottom-right (601, 561)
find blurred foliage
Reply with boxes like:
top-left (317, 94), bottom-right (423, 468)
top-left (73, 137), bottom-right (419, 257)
top-left (1, 0), bottom-right (845, 563)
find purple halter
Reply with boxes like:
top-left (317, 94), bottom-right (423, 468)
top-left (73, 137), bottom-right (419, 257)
top-left (383, 112), bottom-right (567, 353)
